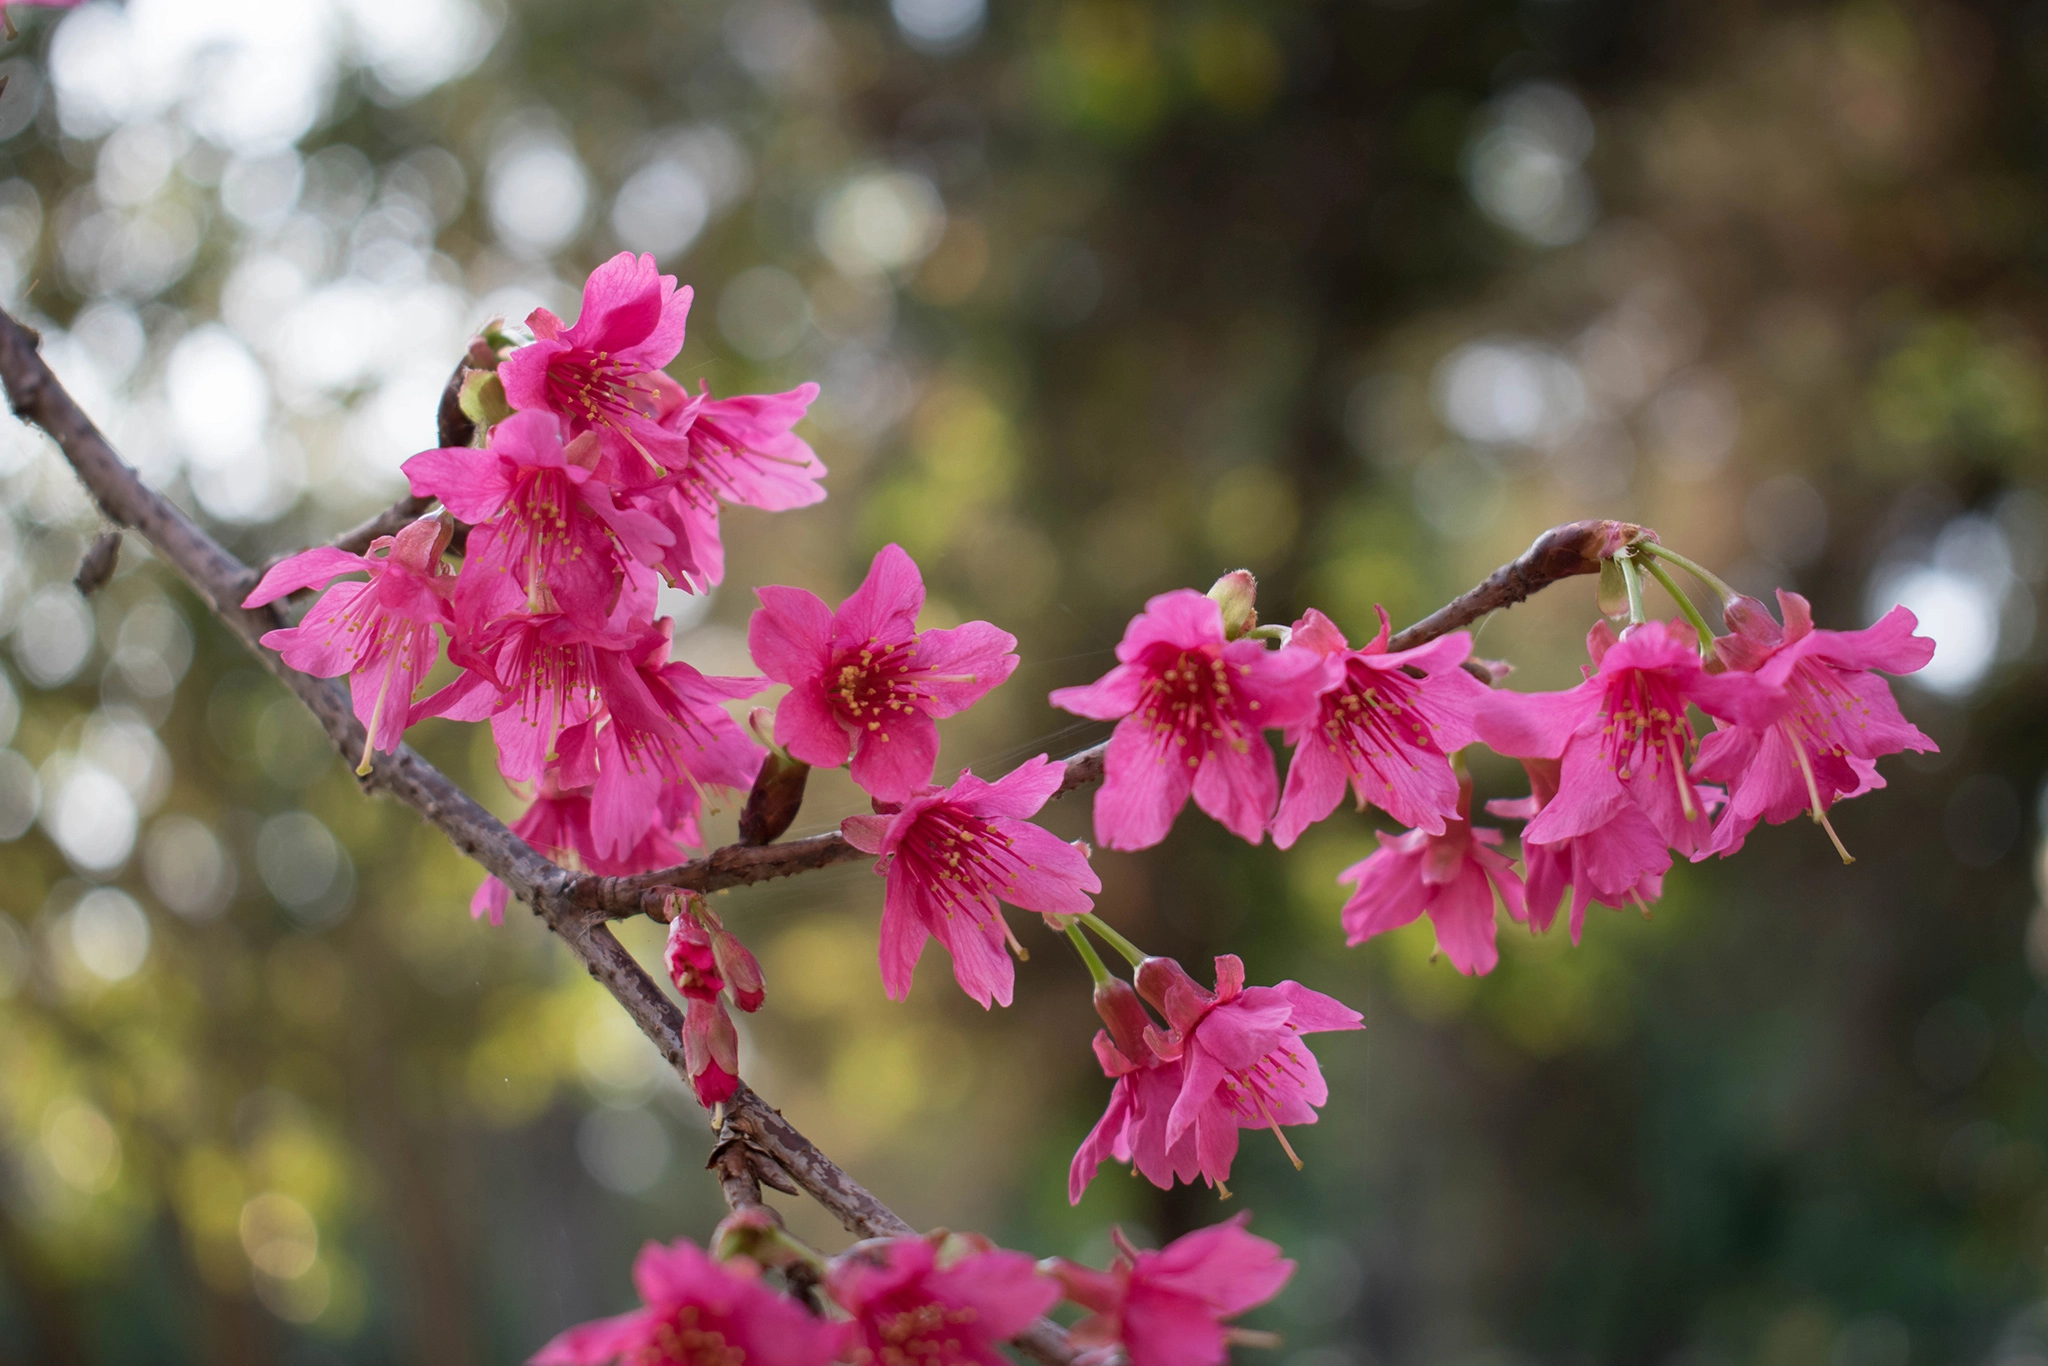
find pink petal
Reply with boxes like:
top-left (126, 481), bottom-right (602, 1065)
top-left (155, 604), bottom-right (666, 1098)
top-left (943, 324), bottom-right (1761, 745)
top-left (402, 445), bottom-right (514, 524)
top-left (1116, 589), bottom-right (1224, 662)
top-left (1050, 662), bottom-right (1148, 721)
top-left (1094, 713), bottom-right (1195, 851)
top-left (1271, 732), bottom-right (1348, 850)
top-left (242, 547), bottom-right (370, 607)
top-left (989, 818), bottom-right (1100, 915)
top-left (849, 712), bottom-right (941, 804)
top-left (773, 680), bottom-right (852, 770)
top-left (528, 1309), bottom-right (651, 1365)
top-left (748, 585), bottom-right (833, 685)
top-left (1475, 683), bottom-right (1599, 759)
top-left (877, 876), bottom-right (931, 1002)
top-left (835, 543), bottom-right (924, 646)
top-left (1189, 733), bottom-right (1278, 845)
top-left (914, 620), bottom-right (1020, 716)
top-left (1426, 861), bottom-right (1503, 975)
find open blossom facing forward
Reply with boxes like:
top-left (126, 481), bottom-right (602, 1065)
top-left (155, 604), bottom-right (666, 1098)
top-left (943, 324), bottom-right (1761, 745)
top-left (404, 410), bottom-right (674, 620)
top-left (244, 515), bottom-right (454, 772)
top-left (1051, 589), bottom-right (1329, 851)
top-left (1477, 619), bottom-right (1779, 861)
top-left (826, 1234), bottom-right (1059, 1366)
top-left (1073, 955), bottom-right (1361, 1199)
top-left (842, 755), bottom-right (1099, 1008)
top-left (750, 543), bottom-right (1018, 803)
top-left (1048, 1216), bottom-right (1294, 1366)
top-left (1339, 779), bottom-right (1528, 975)
top-left (1696, 590), bottom-right (1936, 859)
top-left (499, 251), bottom-right (694, 481)
top-left (1273, 606), bottom-right (1488, 848)
top-left (531, 1238), bottom-right (842, 1366)
top-left (1487, 758), bottom-right (1668, 942)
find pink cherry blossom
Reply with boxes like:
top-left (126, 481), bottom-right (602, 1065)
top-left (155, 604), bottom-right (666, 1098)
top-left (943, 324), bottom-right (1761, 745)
top-left (1119, 954), bottom-right (1361, 1194)
top-left (499, 252), bottom-right (695, 483)
top-left (1050, 589), bottom-right (1331, 851)
top-left (1476, 619), bottom-right (1781, 861)
top-left (404, 410), bottom-right (675, 620)
top-left (665, 911), bottom-right (746, 1107)
top-left (1695, 590), bottom-right (1936, 860)
top-left (1486, 758), bottom-right (1666, 943)
top-left (1273, 606), bottom-right (1488, 848)
top-left (1047, 1216), bottom-right (1294, 1366)
top-left (825, 1234), bottom-right (1059, 1366)
top-left (1069, 978), bottom-right (1200, 1203)
top-left (1338, 779), bottom-right (1528, 974)
top-left (530, 1237), bottom-right (843, 1366)
top-left (469, 775), bottom-right (702, 927)
top-left (749, 544), bottom-right (1018, 803)
top-left (841, 755), bottom-right (1099, 1009)
top-left (244, 515), bottom-right (454, 773)
top-left (629, 383), bottom-right (827, 591)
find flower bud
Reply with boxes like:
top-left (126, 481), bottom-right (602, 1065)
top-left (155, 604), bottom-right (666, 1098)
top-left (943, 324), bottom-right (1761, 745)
top-left (1092, 977), bottom-right (1154, 1061)
top-left (665, 908), bottom-right (724, 1001)
top-left (1206, 569), bottom-right (1259, 640)
top-left (709, 921), bottom-right (767, 1014)
top-left (738, 745), bottom-right (811, 847)
top-left (1134, 955), bottom-right (1213, 1028)
top-left (682, 995), bottom-right (740, 1107)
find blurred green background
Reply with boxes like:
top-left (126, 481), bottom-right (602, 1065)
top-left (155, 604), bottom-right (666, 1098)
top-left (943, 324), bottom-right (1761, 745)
top-left (0, 0), bottom-right (2043, 1362)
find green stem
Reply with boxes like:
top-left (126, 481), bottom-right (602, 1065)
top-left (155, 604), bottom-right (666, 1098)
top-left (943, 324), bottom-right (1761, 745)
top-left (1617, 551), bottom-right (1647, 626)
top-left (1643, 556), bottom-right (1716, 650)
top-left (1642, 543), bottom-right (1737, 605)
top-left (1066, 923), bottom-right (1113, 986)
top-left (1079, 913), bottom-right (1147, 968)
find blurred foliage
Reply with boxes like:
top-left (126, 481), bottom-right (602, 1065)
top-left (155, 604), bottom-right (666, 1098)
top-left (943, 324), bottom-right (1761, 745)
top-left (1, 0), bottom-right (2047, 1364)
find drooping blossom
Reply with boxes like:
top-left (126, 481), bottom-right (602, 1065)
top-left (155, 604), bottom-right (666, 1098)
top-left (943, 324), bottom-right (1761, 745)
top-left (1485, 757), bottom-right (1667, 942)
top-left (1050, 589), bottom-right (1330, 851)
top-left (1046, 1216), bottom-right (1294, 1366)
top-left (1069, 977), bottom-right (1199, 1203)
top-left (841, 755), bottom-right (1099, 1008)
top-left (244, 514), bottom-right (455, 773)
top-left (403, 410), bottom-right (674, 620)
top-left (749, 543), bottom-right (1018, 803)
top-left (1078, 954), bottom-right (1360, 1197)
top-left (825, 1233), bottom-right (1059, 1366)
top-left (630, 383), bottom-right (827, 590)
top-left (1476, 619), bottom-right (1781, 861)
top-left (1694, 590), bottom-right (1937, 860)
top-left (499, 252), bottom-right (695, 483)
top-left (530, 1237), bottom-right (843, 1366)
top-left (468, 775), bottom-right (702, 926)
top-left (663, 903), bottom-right (767, 1109)
top-left (1337, 779), bottom-right (1528, 975)
top-left (1272, 606), bottom-right (1488, 848)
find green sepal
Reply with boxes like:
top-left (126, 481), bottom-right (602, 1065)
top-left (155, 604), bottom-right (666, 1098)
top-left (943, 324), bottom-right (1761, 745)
top-left (458, 369), bottom-right (513, 430)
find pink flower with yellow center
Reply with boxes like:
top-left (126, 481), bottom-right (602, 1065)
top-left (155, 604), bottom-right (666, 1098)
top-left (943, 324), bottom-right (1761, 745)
top-left (841, 754), bottom-right (1099, 1008)
top-left (1477, 619), bottom-right (1780, 861)
top-left (825, 1233), bottom-right (1059, 1366)
top-left (1338, 779), bottom-right (1528, 974)
top-left (1050, 589), bottom-right (1331, 852)
top-left (1272, 606), bottom-right (1488, 848)
top-left (749, 543), bottom-right (1018, 803)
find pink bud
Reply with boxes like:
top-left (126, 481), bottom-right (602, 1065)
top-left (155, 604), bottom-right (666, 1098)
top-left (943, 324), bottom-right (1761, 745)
top-left (1134, 956), bottom-right (1213, 1029)
top-left (1092, 978), bottom-right (1154, 1061)
top-left (682, 995), bottom-right (740, 1107)
top-left (710, 924), bottom-right (767, 1013)
top-left (665, 913), bottom-right (724, 1001)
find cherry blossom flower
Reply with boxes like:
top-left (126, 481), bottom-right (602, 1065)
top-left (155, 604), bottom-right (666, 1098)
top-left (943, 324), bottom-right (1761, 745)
top-left (630, 383), bottom-right (827, 591)
top-left (749, 544), bottom-right (1018, 803)
top-left (1476, 619), bottom-right (1780, 861)
top-left (1338, 779), bottom-right (1528, 975)
top-left (1122, 954), bottom-right (1361, 1193)
top-left (1486, 758), bottom-right (1667, 942)
top-left (1050, 589), bottom-right (1331, 851)
top-left (1272, 606), bottom-right (1488, 848)
top-left (468, 776), bottom-right (701, 927)
top-left (1069, 978), bottom-right (1199, 1203)
top-left (244, 514), bottom-right (454, 774)
top-left (530, 1237), bottom-right (843, 1366)
top-left (1695, 590), bottom-right (1936, 860)
top-left (1046, 1216), bottom-right (1294, 1366)
top-left (499, 252), bottom-right (695, 483)
top-left (841, 755), bottom-right (1099, 1008)
top-left (825, 1234), bottom-right (1059, 1366)
top-left (404, 410), bottom-right (674, 620)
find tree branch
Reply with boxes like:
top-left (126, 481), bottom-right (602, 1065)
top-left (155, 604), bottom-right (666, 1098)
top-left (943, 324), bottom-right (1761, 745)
top-left (0, 306), bottom-right (1069, 1352)
top-left (1385, 518), bottom-right (1652, 653)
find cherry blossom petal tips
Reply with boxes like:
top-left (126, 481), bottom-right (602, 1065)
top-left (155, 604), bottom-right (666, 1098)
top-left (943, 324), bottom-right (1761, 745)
top-left (1051, 578), bottom-right (1331, 852)
top-left (1337, 776), bottom-right (1527, 975)
top-left (1046, 1216), bottom-right (1294, 1366)
top-left (529, 1238), bottom-right (842, 1366)
top-left (842, 756), bottom-right (1099, 1008)
top-left (749, 544), bottom-right (1019, 804)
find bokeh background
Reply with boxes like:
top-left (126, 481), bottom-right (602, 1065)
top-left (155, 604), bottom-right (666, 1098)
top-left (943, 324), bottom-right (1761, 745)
top-left (0, 0), bottom-right (2044, 1362)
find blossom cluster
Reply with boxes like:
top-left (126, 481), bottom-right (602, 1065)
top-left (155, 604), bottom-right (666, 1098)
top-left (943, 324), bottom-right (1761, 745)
top-left (534, 1216), bottom-right (1291, 1366)
top-left (243, 253), bottom-right (1939, 1363)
